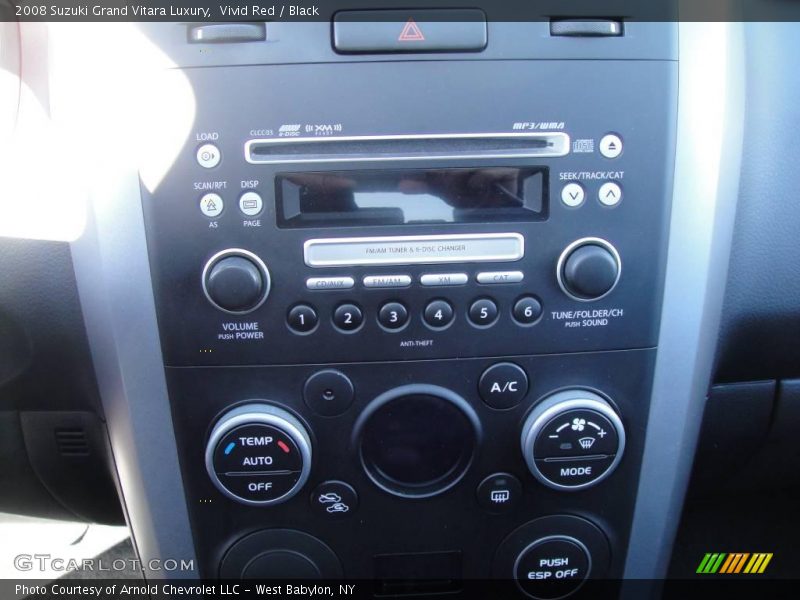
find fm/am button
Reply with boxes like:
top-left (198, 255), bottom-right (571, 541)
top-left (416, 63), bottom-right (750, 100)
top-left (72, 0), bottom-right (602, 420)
top-left (363, 275), bottom-right (412, 288)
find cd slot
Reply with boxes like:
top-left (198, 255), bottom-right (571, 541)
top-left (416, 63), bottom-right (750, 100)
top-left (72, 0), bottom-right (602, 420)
top-left (245, 132), bottom-right (569, 164)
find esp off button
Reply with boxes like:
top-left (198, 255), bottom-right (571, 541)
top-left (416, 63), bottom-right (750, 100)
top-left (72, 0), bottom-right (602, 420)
top-left (479, 363), bottom-right (529, 409)
top-left (514, 536), bottom-right (591, 600)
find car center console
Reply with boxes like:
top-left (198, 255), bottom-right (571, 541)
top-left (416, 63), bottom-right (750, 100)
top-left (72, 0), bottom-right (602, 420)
top-left (137, 16), bottom-right (675, 596)
top-left (64, 14), bottom-right (744, 600)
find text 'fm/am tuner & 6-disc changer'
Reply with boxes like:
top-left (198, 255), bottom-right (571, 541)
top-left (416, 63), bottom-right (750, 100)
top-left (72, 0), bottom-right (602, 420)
top-left (140, 40), bottom-right (675, 598)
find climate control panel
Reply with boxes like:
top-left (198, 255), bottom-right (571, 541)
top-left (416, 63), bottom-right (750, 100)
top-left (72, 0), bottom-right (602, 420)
top-left (520, 390), bottom-right (625, 490)
top-left (205, 404), bottom-right (312, 505)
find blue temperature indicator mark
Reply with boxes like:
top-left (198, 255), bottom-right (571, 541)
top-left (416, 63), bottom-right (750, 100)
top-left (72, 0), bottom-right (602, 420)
top-left (224, 442), bottom-right (236, 455)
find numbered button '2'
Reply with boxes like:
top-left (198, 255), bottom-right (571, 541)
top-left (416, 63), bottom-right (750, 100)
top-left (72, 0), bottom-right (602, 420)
top-left (333, 303), bottom-right (364, 332)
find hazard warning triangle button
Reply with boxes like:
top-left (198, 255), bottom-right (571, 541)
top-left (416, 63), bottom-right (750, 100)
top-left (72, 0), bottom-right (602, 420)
top-left (398, 18), bottom-right (425, 42)
top-left (333, 9), bottom-right (487, 53)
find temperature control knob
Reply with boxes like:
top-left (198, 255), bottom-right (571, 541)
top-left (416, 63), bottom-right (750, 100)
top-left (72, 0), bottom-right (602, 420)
top-left (202, 248), bottom-right (270, 314)
top-left (520, 390), bottom-right (625, 491)
top-left (205, 404), bottom-right (312, 506)
top-left (557, 238), bottom-right (620, 301)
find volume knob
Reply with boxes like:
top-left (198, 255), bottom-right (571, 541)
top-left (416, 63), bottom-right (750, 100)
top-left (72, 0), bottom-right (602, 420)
top-left (202, 248), bottom-right (270, 314)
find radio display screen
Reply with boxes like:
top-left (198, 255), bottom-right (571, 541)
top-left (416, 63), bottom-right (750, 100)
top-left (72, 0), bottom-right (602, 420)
top-left (276, 167), bottom-right (547, 228)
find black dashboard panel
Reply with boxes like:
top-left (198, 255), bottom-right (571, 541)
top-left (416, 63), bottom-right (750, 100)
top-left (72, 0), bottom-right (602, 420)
top-left (138, 23), bottom-right (678, 594)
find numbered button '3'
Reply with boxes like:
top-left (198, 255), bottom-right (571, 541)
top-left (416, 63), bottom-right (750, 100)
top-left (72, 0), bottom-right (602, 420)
top-left (333, 303), bottom-right (364, 332)
top-left (378, 302), bottom-right (409, 330)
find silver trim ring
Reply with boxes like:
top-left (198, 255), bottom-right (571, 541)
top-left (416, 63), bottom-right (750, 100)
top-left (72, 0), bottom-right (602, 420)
top-left (555, 237), bottom-right (622, 302)
top-left (204, 403), bottom-right (312, 507)
top-left (520, 391), bottom-right (626, 492)
top-left (201, 248), bottom-right (271, 315)
top-left (513, 535), bottom-right (593, 600)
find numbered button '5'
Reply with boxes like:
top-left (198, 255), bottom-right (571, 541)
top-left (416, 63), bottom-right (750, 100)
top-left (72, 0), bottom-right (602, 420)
top-left (333, 303), bottom-right (364, 332)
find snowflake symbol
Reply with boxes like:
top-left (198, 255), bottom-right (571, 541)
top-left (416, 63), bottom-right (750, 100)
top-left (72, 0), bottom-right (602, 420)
top-left (571, 418), bottom-right (586, 431)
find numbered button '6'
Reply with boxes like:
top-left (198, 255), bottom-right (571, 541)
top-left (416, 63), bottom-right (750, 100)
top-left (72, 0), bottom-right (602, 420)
top-left (513, 296), bottom-right (543, 325)
top-left (378, 301), bottom-right (409, 330)
top-left (333, 303), bottom-right (364, 332)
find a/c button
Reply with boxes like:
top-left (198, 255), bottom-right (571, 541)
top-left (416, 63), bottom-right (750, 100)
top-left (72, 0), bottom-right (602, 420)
top-left (479, 362), bottom-right (529, 409)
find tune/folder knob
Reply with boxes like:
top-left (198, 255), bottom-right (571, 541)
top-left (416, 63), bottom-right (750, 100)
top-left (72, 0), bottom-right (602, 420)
top-left (202, 248), bottom-right (270, 314)
top-left (556, 238), bottom-right (621, 301)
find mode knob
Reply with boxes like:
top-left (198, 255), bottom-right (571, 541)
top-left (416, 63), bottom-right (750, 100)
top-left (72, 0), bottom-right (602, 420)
top-left (556, 238), bottom-right (621, 301)
top-left (205, 404), bottom-right (312, 506)
top-left (520, 390), bottom-right (625, 491)
top-left (202, 248), bottom-right (270, 314)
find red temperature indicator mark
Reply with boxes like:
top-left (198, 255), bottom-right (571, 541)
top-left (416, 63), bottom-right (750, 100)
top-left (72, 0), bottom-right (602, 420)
top-left (398, 18), bottom-right (425, 42)
top-left (277, 440), bottom-right (291, 454)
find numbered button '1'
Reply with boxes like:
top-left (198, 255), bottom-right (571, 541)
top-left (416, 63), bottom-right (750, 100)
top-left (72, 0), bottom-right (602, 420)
top-left (378, 301), bottom-right (409, 330)
top-left (287, 304), bottom-right (318, 333)
top-left (333, 303), bottom-right (364, 332)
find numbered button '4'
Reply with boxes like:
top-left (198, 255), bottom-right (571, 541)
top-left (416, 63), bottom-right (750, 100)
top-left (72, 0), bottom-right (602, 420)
top-left (424, 300), bottom-right (455, 328)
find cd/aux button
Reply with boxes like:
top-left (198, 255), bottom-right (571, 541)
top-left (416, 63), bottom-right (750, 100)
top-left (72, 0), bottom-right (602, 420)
top-left (306, 276), bottom-right (355, 290)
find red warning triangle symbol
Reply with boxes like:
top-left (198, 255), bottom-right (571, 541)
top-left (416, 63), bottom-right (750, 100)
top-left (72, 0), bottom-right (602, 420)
top-left (398, 18), bottom-right (425, 42)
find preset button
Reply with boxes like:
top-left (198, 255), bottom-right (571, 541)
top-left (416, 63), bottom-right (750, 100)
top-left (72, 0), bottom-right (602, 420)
top-left (333, 303), bottom-right (364, 331)
top-left (378, 301), bottom-right (409, 330)
top-left (287, 304), bottom-right (318, 333)
top-left (513, 296), bottom-right (543, 325)
top-left (423, 299), bottom-right (455, 328)
top-left (469, 298), bottom-right (498, 326)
